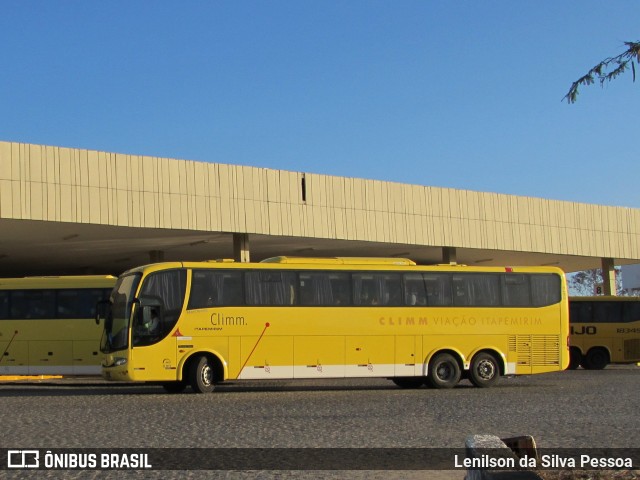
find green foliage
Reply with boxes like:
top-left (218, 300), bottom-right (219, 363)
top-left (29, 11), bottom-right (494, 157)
top-left (567, 268), bottom-right (627, 296)
top-left (564, 41), bottom-right (640, 103)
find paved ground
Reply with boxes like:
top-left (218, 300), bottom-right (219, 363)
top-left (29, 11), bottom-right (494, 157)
top-left (1, 366), bottom-right (639, 479)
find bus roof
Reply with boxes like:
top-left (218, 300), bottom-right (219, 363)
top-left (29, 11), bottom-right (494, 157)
top-left (569, 296), bottom-right (640, 302)
top-left (128, 258), bottom-right (565, 276)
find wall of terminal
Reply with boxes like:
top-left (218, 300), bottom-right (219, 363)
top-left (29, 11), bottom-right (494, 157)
top-left (1, 140), bottom-right (639, 261)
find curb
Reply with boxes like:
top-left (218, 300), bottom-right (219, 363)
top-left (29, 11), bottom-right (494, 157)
top-left (0, 375), bottom-right (63, 382)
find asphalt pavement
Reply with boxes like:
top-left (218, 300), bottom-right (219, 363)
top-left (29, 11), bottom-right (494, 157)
top-left (1, 366), bottom-right (639, 479)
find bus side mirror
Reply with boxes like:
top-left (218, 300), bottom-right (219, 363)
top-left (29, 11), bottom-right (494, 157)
top-left (95, 300), bottom-right (110, 325)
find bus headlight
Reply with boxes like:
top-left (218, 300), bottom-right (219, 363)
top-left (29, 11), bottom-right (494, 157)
top-left (113, 357), bottom-right (127, 367)
top-left (102, 355), bottom-right (127, 367)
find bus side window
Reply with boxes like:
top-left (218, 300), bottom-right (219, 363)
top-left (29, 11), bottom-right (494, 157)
top-left (453, 274), bottom-right (500, 306)
top-left (298, 274), bottom-right (313, 305)
top-left (383, 275), bottom-right (402, 305)
top-left (352, 273), bottom-right (401, 306)
top-left (502, 274), bottom-right (531, 306)
top-left (57, 289), bottom-right (106, 318)
top-left (246, 271), bottom-right (296, 305)
top-left (299, 272), bottom-right (350, 306)
top-left (452, 276), bottom-right (469, 306)
top-left (299, 273), bottom-right (326, 305)
top-left (188, 271), bottom-right (215, 309)
top-left (188, 271), bottom-right (244, 309)
top-left (570, 302), bottom-right (592, 323)
top-left (404, 274), bottom-right (427, 306)
top-left (221, 273), bottom-right (243, 305)
top-left (330, 274), bottom-right (350, 305)
top-left (424, 274), bottom-right (451, 306)
top-left (0, 291), bottom-right (8, 319)
top-left (353, 275), bottom-right (377, 305)
top-left (623, 302), bottom-right (640, 323)
top-left (361, 285), bottom-right (378, 305)
top-left (11, 290), bottom-right (55, 319)
top-left (593, 302), bottom-right (622, 323)
top-left (531, 274), bottom-right (561, 306)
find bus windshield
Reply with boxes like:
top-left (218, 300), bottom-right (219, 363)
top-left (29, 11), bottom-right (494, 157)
top-left (101, 273), bottom-right (141, 353)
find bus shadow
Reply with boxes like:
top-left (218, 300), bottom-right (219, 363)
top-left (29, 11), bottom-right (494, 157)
top-left (0, 379), bottom-right (538, 397)
top-left (0, 383), bottom-right (155, 397)
top-left (0, 381), bottom-right (402, 397)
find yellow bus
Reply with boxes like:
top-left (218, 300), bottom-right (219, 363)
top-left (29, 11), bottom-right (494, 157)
top-left (0, 275), bottom-right (116, 376)
top-left (569, 296), bottom-right (640, 370)
top-left (98, 257), bottom-right (569, 393)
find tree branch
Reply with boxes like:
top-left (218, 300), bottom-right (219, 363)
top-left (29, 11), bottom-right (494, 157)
top-left (563, 41), bottom-right (640, 103)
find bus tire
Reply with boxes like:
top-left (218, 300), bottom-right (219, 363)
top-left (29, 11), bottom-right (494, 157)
top-left (162, 381), bottom-right (187, 393)
top-left (584, 348), bottom-right (609, 370)
top-left (568, 347), bottom-right (582, 370)
top-left (392, 377), bottom-right (424, 389)
top-left (427, 353), bottom-right (461, 389)
top-left (189, 355), bottom-right (216, 393)
top-left (468, 352), bottom-right (500, 388)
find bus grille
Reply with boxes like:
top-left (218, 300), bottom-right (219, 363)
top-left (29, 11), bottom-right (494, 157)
top-left (624, 339), bottom-right (640, 361)
top-left (509, 335), bottom-right (560, 366)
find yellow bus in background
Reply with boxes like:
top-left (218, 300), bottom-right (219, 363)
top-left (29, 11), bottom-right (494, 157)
top-left (569, 296), bottom-right (640, 369)
top-left (99, 257), bottom-right (569, 393)
top-left (0, 275), bottom-right (116, 375)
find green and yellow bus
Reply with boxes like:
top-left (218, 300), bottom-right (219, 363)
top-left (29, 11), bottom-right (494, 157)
top-left (98, 257), bottom-right (569, 393)
top-left (569, 296), bottom-right (640, 369)
top-left (0, 275), bottom-right (116, 376)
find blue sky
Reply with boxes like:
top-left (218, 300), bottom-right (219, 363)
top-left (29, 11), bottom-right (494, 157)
top-left (1, 2), bottom-right (638, 208)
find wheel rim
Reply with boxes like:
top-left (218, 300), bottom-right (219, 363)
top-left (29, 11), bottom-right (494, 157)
top-left (436, 362), bottom-right (453, 381)
top-left (477, 359), bottom-right (496, 380)
top-left (201, 363), bottom-right (213, 386)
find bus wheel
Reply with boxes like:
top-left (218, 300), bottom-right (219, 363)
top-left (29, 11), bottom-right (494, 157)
top-left (584, 348), bottom-right (609, 370)
top-left (189, 356), bottom-right (216, 393)
top-left (162, 381), bottom-right (187, 393)
top-left (427, 353), bottom-right (461, 389)
top-left (392, 377), bottom-right (424, 389)
top-left (568, 348), bottom-right (582, 370)
top-left (468, 352), bottom-right (500, 388)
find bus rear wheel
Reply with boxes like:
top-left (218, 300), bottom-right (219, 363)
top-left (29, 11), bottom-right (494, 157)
top-left (427, 353), bottom-right (461, 389)
top-left (568, 347), bottom-right (582, 370)
top-left (468, 352), bottom-right (500, 388)
top-left (189, 356), bottom-right (216, 393)
top-left (583, 348), bottom-right (609, 370)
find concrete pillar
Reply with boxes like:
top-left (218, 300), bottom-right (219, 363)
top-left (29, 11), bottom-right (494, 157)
top-left (149, 250), bottom-right (165, 263)
top-left (233, 233), bottom-right (250, 263)
top-left (443, 246), bottom-right (457, 265)
top-left (601, 257), bottom-right (616, 296)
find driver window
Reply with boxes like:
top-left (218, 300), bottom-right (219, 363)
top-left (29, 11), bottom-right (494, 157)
top-left (137, 269), bottom-right (186, 338)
